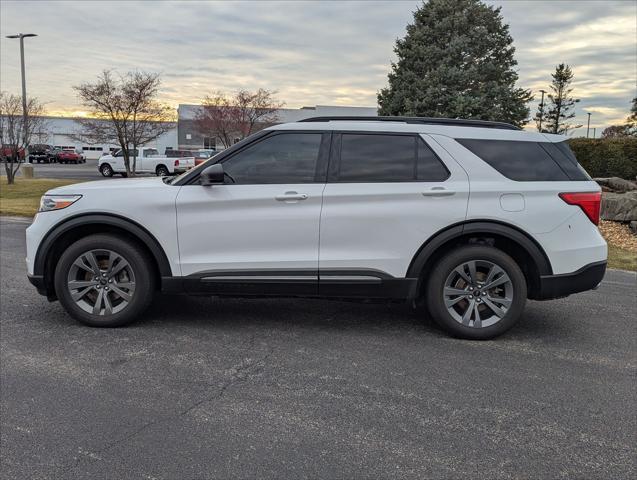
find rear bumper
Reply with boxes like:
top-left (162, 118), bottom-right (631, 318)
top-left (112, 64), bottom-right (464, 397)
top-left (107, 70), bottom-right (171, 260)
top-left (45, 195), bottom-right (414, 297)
top-left (535, 261), bottom-right (607, 300)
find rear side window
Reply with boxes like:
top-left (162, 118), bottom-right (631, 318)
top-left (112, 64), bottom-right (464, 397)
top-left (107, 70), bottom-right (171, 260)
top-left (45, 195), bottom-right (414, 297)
top-left (336, 134), bottom-right (448, 182)
top-left (457, 139), bottom-right (570, 181)
top-left (541, 142), bottom-right (591, 180)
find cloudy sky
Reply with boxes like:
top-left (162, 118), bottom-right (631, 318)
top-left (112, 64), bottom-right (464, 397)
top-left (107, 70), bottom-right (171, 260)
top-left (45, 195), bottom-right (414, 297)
top-left (1, 0), bottom-right (635, 135)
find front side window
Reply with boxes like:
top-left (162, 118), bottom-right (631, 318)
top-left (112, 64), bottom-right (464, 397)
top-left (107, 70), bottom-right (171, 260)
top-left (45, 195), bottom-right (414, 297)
top-left (336, 134), bottom-right (448, 182)
top-left (222, 133), bottom-right (322, 184)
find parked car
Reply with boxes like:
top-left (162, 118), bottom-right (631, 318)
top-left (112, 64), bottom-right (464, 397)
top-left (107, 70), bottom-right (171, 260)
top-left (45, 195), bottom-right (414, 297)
top-left (98, 147), bottom-right (195, 177)
top-left (193, 149), bottom-right (218, 166)
top-left (54, 149), bottom-right (84, 164)
top-left (29, 144), bottom-right (55, 163)
top-left (1, 144), bottom-right (25, 162)
top-left (26, 116), bottom-right (606, 339)
top-left (164, 149), bottom-right (194, 158)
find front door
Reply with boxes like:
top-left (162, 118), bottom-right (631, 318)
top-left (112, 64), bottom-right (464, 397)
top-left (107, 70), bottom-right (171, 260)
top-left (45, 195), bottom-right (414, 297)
top-left (175, 131), bottom-right (329, 294)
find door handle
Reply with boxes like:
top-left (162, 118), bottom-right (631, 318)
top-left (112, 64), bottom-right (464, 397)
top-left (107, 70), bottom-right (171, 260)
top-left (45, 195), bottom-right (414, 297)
top-left (275, 191), bottom-right (308, 202)
top-left (422, 187), bottom-right (455, 197)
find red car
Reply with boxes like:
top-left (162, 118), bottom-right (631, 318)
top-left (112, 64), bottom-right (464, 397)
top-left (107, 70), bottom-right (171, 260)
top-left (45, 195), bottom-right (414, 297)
top-left (0, 144), bottom-right (25, 161)
top-left (55, 150), bottom-right (83, 164)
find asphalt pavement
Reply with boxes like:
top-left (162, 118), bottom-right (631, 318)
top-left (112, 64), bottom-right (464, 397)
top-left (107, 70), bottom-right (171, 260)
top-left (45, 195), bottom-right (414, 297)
top-left (21, 159), bottom-right (105, 181)
top-left (1, 216), bottom-right (635, 479)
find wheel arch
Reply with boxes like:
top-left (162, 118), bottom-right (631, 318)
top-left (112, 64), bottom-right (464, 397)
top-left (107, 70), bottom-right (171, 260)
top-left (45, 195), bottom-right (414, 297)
top-left (407, 220), bottom-right (552, 299)
top-left (35, 213), bottom-right (172, 298)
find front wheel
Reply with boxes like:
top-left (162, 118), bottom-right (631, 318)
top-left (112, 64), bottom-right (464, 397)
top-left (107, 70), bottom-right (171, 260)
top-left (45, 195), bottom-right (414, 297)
top-left (100, 163), bottom-right (114, 177)
top-left (425, 246), bottom-right (527, 340)
top-left (54, 234), bottom-right (155, 327)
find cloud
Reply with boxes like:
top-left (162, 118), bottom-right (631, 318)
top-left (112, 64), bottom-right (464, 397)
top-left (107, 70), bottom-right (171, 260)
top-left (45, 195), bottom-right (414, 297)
top-left (1, 0), bottom-right (634, 135)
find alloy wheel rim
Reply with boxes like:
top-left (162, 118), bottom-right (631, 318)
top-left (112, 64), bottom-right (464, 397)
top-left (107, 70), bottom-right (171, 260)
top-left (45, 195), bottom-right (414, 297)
top-left (443, 260), bottom-right (513, 328)
top-left (66, 249), bottom-right (136, 316)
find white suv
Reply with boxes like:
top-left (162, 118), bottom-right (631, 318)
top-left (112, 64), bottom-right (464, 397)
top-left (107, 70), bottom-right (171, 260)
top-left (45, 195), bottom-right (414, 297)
top-left (26, 117), bottom-right (607, 339)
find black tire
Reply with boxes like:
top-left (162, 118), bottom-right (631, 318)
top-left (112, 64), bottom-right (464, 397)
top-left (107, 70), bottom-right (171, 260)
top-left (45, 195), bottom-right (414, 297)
top-left (100, 163), bottom-right (114, 177)
top-left (425, 245), bottom-right (527, 340)
top-left (54, 234), bottom-right (155, 327)
top-left (156, 165), bottom-right (169, 177)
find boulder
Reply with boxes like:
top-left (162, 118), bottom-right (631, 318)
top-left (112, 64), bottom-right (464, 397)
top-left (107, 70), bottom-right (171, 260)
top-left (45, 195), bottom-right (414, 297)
top-left (601, 191), bottom-right (637, 222)
top-left (630, 221), bottom-right (637, 235)
top-left (595, 177), bottom-right (637, 193)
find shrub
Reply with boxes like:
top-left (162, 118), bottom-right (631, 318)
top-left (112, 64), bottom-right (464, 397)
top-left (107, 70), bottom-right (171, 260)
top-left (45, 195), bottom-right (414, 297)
top-left (569, 137), bottom-right (637, 180)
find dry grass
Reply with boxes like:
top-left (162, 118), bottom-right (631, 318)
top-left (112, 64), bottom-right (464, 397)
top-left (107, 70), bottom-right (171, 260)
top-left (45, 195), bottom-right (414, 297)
top-left (599, 221), bottom-right (637, 271)
top-left (0, 178), bottom-right (79, 217)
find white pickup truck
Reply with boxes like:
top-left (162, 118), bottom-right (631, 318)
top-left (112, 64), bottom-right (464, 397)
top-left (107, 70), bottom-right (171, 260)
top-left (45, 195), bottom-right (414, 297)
top-left (98, 148), bottom-right (195, 177)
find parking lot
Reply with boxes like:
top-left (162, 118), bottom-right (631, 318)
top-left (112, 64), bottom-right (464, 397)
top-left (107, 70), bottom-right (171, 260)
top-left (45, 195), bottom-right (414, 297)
top-left (23, 159), bottom-right (108, 181)
top-left (0, 216), bottom-right (635, 479)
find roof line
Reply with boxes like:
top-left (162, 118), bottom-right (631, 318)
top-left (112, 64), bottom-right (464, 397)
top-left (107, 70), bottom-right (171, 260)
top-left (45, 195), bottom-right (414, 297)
top-left (297, 116), bottom-right (521, 130)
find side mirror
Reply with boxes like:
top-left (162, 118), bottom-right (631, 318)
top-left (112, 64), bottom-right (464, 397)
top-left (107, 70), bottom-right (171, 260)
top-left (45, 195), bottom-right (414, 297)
top-left (200, 164), bottom-right (225, 186)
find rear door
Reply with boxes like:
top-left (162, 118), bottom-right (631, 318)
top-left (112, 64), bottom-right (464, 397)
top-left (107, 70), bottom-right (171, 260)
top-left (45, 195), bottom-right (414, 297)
top-left (318, 132), bottom-right (469, 287)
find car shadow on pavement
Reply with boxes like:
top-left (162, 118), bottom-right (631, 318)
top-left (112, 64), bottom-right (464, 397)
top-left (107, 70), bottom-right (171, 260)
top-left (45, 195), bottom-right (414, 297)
top-left (128, 294), bottom-right (566, 341)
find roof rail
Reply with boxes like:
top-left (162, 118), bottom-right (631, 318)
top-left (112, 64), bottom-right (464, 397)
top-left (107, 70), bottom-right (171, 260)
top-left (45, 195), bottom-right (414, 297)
top-left (297, 116), bottom-right (521, 131)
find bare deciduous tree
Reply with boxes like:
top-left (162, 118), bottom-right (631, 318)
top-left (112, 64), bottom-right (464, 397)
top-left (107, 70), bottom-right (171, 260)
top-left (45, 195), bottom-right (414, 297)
top-left (0, 92), bottom-right (47, 184)
top-left (73, 71), bottom-right (174, 176)
top-left (194, 89), bottom-right (283, 148)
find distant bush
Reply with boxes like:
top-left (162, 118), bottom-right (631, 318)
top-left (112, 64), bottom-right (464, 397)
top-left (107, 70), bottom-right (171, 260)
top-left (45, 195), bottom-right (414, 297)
top-left (569, 137), bottom-right (637, 180)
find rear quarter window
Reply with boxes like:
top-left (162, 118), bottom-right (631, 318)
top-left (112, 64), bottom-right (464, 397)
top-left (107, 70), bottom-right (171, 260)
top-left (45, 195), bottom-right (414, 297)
top-left (457, 139), bottom-right (570, 181)
top-left (542, 141), bottom-right (591, 181)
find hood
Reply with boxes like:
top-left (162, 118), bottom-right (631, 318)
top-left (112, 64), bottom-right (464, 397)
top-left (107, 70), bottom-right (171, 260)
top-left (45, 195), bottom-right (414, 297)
top-left (47, 177), bottom-right (168, 194)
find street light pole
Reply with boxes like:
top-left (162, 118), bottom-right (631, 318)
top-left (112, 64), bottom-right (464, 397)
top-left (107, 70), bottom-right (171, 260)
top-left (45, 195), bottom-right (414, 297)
top-left (6, 33), bottom-right (37, 163)
top-left (586, 112), bottom-right (591, 138)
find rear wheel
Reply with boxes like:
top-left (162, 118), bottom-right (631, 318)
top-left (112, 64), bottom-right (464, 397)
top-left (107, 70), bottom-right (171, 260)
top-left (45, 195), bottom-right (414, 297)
top-left (54, 234), bottom-right (155, 327)
top-left (425, 245), bottom-right (527, 340)
top-left (100, 163), bottom-right (114, 177)
top-left (156, 165), bottom-right (169, 176)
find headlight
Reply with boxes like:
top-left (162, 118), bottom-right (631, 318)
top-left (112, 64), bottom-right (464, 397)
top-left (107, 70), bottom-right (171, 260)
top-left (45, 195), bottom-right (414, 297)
top-left (39, 195), bottom-right (82, 212)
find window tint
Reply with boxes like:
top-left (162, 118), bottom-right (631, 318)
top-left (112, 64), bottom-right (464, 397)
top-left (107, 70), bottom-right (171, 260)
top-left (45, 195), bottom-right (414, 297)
top-left (417, 138), bottom-right (450, 181)
top-left (457, 139), bottom-right (569, 181)
top-left (547, 141), bottom-right (591, 180)
top-left (337, 134), bottom-right (448, 182)
top-left (222, 133), bottom-right (322, 184)
top-left (115, 149), bottom-right (138, 157)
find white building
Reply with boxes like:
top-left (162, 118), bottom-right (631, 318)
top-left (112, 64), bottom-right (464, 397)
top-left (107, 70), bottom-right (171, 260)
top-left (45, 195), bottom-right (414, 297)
top-left (25, 116), bottom-right (178, 160)
top-left (176, 104), bottom-right (377, 150)
top-left (12, 105), bottom-right (376, 159)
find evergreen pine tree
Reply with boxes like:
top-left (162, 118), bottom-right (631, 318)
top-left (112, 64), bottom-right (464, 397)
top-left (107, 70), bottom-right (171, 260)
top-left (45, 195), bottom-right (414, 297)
top-left (544, 63), bottom-right (581, 135)
top-left (377, 0), bottom-right (532, 127)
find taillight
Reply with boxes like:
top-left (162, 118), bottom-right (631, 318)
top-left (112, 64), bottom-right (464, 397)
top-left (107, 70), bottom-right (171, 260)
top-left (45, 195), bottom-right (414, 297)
top-left (174, 159), bottom-right (179, 167)
top-left (559, 192), bottom-right (601, 225)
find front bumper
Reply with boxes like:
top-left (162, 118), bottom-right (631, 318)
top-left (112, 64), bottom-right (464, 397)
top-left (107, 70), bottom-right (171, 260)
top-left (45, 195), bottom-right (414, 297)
top-left (27, 274), bottom-right (47, 296)
top-left (535, 261), bottom-right (607, 300)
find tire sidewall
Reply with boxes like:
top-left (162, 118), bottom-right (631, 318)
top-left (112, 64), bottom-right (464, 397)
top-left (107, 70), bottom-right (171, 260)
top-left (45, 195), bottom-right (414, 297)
top-left (100, 164), bottom-right (113, 177)
top-left (425, 246), bottom-right (527, 340)
top-left (54, 235), bottom-right (154, 327)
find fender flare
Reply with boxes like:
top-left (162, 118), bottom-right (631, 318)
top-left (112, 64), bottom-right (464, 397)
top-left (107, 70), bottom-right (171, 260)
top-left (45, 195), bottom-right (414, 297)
top-left (406, 220), bottom-right (553, 278)
top-left (34, 213), bottom-right (173, 277)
